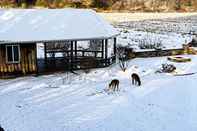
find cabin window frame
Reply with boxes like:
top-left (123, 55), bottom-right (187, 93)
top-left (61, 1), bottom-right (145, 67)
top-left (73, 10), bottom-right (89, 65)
top-left (5, 44), bottom-right (20, 64)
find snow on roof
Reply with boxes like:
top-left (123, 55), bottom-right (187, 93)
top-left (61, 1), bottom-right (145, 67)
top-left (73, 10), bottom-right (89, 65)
top-left (0, 9), bottom-right (119, 44)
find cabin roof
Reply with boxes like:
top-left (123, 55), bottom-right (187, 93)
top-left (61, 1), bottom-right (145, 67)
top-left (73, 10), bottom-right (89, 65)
top-left (0, 9), bottom-right (119, 44)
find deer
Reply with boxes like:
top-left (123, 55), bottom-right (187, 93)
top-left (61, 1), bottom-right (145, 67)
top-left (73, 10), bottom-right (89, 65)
top-left (131, 73), bottom-right (141, 86)
top-left (108, 79), bottom-right (120, 92)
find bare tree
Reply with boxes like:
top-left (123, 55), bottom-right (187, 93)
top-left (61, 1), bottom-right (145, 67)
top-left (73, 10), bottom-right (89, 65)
top-left (117, 46), bottom-right (128, 72)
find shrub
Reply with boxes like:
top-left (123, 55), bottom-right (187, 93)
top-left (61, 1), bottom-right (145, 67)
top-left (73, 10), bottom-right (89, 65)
top-left (139, 37), bottom-right (163, 50)
top-left (156, 63), bottom-right (176, 73)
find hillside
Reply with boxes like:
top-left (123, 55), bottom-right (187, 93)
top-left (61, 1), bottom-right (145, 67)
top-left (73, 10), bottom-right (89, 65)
top-left (1, 0), bottom-right (197, 12)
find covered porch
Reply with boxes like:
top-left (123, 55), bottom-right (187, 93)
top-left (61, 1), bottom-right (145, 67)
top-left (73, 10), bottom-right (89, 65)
top-left (37, 38), bottom-right (117, 73)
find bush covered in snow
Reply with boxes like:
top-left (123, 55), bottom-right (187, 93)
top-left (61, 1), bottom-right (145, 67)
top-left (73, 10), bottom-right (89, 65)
top-left (138, 37), bottom-right (163, 50)
top-left (156, 63), bottom-right (176, 73)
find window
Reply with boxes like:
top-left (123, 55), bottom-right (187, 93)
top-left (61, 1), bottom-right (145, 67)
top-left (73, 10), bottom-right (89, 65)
top-left (6, 45), bottom-right (20, 63)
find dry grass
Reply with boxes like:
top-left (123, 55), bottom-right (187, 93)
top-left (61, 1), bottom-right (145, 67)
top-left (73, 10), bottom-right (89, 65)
top-left (98, 13), bottom-right (197, 23)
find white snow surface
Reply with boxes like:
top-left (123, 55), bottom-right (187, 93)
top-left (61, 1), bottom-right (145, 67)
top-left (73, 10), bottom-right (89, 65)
top-left (1, 55), bottom-right (197, 131)
top-left (0, 9), bottom-right (119, 43)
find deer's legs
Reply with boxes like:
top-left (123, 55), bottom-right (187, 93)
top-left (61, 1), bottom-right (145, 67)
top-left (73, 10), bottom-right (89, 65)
top-left (138, 80), bottom-right (141, 86)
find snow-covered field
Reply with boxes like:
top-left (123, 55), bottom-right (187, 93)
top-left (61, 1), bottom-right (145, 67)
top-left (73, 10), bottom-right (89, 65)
top-left (1, 55), bottom-right (197, 131)
top-left (114, 14), bottom-right (197, 51)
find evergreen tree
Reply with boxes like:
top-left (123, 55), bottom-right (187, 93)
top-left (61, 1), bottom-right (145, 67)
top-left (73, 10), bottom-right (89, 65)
top-left (82, 0), bottom-right (92, 7)
top-left (92, 0), bottom-right (112, 9)
top-left (35, 0), bottom-right (48, 7)
top-left (175, 0), bottom-right (181, 10)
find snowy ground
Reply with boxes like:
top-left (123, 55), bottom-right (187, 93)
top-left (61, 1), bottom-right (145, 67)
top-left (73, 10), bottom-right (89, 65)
top-left (1, 55), bottom-right (197, 131)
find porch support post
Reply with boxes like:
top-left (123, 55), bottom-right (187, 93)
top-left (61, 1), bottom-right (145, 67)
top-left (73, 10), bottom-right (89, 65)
top-left (44, 43), bottom-right (47, 65)
top-left (74, 41), bottom-right (77, 57)
top-left (94, 41), bottom-right (97, 58)
top-left (105, 39), bottom-right (108, 66)
top-left (114, 37), bottom-right (117, 61)
top-left (70, 41), bottom-right (74, 70)
top-left (35, 43), bottom-right (39, 75)
top-left (101, 39), bottom-right (104, 59)
top-left (74, 41), bottom-right (77, 69)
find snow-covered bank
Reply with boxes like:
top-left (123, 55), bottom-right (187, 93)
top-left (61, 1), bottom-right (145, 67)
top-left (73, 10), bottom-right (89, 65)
top-left (1, 55), bottom-right (197, 131)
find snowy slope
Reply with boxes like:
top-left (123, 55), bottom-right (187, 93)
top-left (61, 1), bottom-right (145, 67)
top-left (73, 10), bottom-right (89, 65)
top-left (1, 55), bottom-right (197, 131)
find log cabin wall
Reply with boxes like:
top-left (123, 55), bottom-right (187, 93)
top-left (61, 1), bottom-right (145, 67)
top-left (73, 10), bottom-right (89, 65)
top-left (0, 43), bottom-right (37, 78)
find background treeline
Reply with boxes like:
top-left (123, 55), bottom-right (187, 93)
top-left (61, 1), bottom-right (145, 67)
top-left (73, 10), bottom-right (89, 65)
top-left (1, 0), bottom-right (197, 12)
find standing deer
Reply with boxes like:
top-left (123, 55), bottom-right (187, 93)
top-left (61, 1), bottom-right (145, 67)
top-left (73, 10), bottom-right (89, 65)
top-left (108, 79), bottom-right (120, 91)
top-left (131, 73), bottom-right (141, 86)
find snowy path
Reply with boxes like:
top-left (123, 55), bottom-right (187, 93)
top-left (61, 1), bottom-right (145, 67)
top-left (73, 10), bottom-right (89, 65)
top-left (0, 55), bottom-right (197, 131)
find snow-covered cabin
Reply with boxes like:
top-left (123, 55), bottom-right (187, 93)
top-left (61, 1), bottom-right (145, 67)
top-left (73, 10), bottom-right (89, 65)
top-left (0, 9), bottom-right (119, 78)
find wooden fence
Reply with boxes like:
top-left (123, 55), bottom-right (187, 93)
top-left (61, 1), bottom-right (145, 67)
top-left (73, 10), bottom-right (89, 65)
top-left (125, 48), bottom-right (186, 59)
